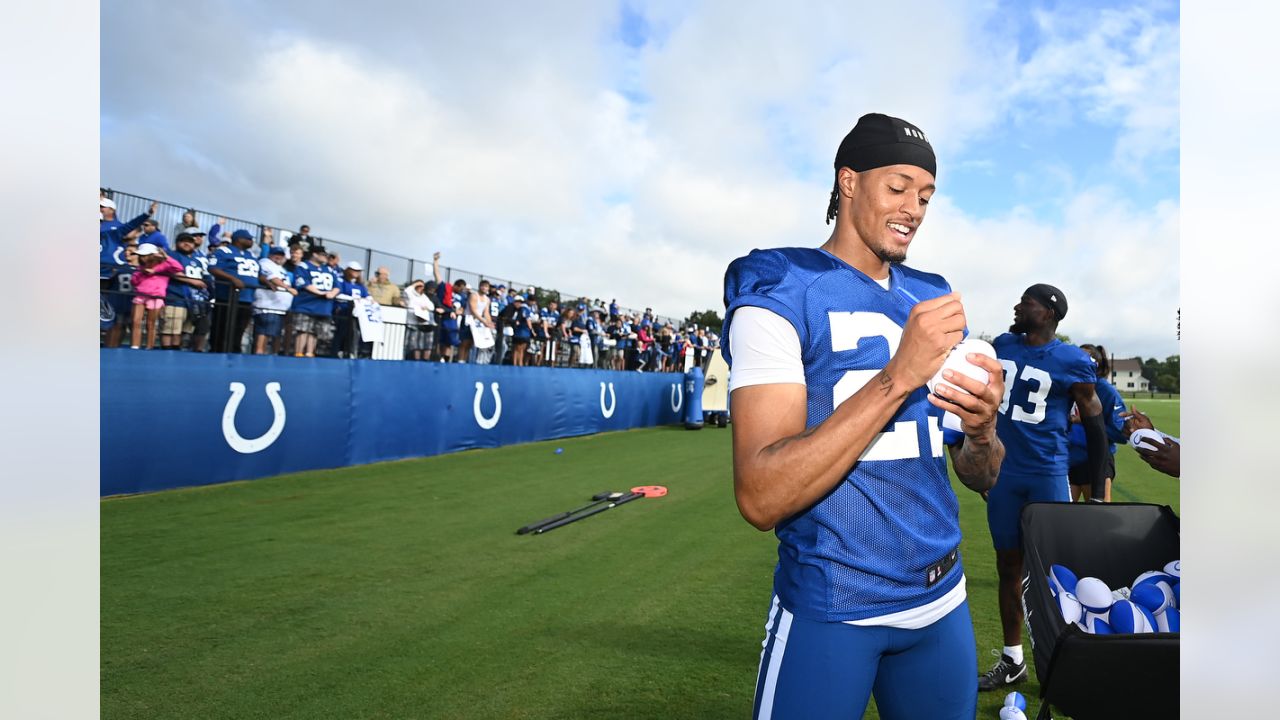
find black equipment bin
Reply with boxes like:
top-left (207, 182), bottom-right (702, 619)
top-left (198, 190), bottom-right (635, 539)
top-left (1020, 502), bottom-right (1179, 720)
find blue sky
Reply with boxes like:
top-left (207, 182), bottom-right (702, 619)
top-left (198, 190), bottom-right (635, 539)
top-left (102, 0), bottom-right (1180, 358)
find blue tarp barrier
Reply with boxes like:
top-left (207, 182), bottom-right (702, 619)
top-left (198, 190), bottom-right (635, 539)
top-left (100, 350), bottom-right (687, 496)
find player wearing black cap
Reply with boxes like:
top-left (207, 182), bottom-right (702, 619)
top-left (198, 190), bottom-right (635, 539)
top-left (977, 284), bottom-right (1109, 691)
top-left (723, 113), bottom-right (1006, 719)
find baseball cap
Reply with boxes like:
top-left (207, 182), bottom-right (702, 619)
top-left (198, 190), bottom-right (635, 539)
top-left (310, 245), bottom-right (328, 255)
top-left (1025, 283), bottom-right (1068, 320)
top-left (345, 261), bottom-right (363, 271)
top-left (230, 229), bottom-right (254, 242)
top-left (100, 197), bottom-right (116, 209)
top-left (268, 246), bottom-right (287, 256)
top-left (835, 113), bottom-right (936, 179)
top-left (181, 226), bottom-right (206, 236)
top-left (513, 294), bottom-right (525, 302)
top-left (135, 242), bottom-right (160, 256)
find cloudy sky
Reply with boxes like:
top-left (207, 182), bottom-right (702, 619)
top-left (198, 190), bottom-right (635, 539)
top-left (101, 0), bottom-right (1179, 359)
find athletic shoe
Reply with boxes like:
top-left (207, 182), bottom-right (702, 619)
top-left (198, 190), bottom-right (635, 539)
top-left (977, 649), bottom-right (1027, 691)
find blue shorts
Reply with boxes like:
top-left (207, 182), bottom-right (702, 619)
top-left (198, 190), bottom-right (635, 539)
top-left (753, 596), bottom-right (977, 720)
top-left (987, 471), bottom-right (1070, 551)
top-left (107, 291), bottom-right (133, 325)
top-left (439, 327), bottom-right (461, 348)
top-left (253, 312), bottom-right (284, 338)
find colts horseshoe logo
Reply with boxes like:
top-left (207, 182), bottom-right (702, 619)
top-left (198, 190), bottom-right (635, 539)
top-left (670, 382), bottom-right (683, 412)
top-left (222, 382), bottom-right (287, 454)
top-left (473, 381), bottom-right (501, 429)
top-left (599, 382), bottom-right (616, 418)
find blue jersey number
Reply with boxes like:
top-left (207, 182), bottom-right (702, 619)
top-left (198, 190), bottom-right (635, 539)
top-left (998, 360), bottom-right (1051, 424)
top-left (829, 311), bottom-right (943, 461)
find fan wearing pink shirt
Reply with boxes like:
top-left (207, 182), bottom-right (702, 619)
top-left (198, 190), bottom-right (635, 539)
top-left (130, 241), bottom-right (182, 350)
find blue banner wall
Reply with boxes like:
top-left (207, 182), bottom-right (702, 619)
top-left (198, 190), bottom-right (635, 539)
top-left (101, 351), bottom-right (688, 496)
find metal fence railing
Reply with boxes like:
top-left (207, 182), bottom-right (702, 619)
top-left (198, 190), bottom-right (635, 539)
top-left (101, 188), bottom-right (683, 328)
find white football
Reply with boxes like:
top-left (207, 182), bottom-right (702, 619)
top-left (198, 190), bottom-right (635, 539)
top-left (1056, 590), bottom-right (1083, 624)
top-left (1129, 428), bottom-right (1166, 451)
top-left (999, 706), bottom-right (1028, 720)
top-left (927, 337), bottom-right (996, 397)
top-left (1075, 577), bottom-right (1113, 612)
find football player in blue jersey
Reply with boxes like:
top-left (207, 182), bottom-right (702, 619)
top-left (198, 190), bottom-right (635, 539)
top-left (977, 284), bottom-right (1109, 692)
top-left (723, 113), bottom-right (1006, 720)
top-left (1067, 344), bottom-right (1128, 502)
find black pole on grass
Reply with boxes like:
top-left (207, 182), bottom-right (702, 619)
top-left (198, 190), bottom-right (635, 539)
top-left (515, 491), bottom-right (621, 535)
top-left (531, 491), bottom-right (645, 535)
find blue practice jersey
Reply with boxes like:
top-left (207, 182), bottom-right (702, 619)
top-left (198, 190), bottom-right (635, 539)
top-left (210, 246), bottom-right (261, 303)
top-left (992, 334), bottom-right (1097, 477)
top-left (334, 280), bottom-right (369, 315)
top-left (291, 261), bottom-right (338, 316)
top-left (1068, 377), bottom-right (1127, 466)
top-left (165, 250), bottom-right (209, 306)
top-left (722, 247), bottom-right (963, 623)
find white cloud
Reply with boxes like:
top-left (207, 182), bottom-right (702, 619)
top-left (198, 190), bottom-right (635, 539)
top-left (101, 1), bottom-right (1179, 352)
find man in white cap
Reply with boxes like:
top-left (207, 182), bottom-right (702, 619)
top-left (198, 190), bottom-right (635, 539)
top-left (333, 260), bottom-right (371, 358)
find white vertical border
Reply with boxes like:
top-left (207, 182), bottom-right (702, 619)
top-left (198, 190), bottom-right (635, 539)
top-left (1183, 1), bottom-right (1280, 717)
top-left (0, 0), bottom-right (100, 716)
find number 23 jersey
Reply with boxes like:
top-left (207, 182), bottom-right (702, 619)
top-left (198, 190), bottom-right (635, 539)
top-left (991, 334), bottom-right (1096, 478)
top-left (722, 247), bottom-right (961, 623)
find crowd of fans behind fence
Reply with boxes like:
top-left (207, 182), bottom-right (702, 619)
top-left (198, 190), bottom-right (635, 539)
top-left (99, 195), bottom-right (719, 371)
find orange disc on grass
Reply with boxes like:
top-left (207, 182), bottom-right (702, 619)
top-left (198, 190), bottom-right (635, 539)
top-left (630, 485), bottom-right (668, 498)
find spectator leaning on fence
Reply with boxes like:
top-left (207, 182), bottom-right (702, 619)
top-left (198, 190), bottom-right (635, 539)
top-left (162, 231), bottom-right (208, 350)
top-left (290, 245), bottom-right (340, 358)
top-left (129, 242), bottom-right (182, 350)
top-left (403, 278), bottom-right (437, 361)
top-left (208, 228), bottom-right (263, 353)
top-left (333, 261), bottom-right (371, 359)
top-left (369, 266), bottom-right (403, 307)
top-left (253, 246), bottom-right (297, 355)
top-left (509, 295), bottom-right (532, 366)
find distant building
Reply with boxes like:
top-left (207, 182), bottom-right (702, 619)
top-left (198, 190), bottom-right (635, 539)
top-left (1110, 357), bottom-right (1149, 391)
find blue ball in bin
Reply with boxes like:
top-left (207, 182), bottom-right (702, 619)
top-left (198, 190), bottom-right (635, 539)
top-left (1004, 690), bottom-right (1028, 711)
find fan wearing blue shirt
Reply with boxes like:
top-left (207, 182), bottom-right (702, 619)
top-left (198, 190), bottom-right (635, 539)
top-left (1067, 343), bottom-right (1128, 502)
top-left (208, 229), bottom-right (263, 353)
top-left (333, 261), bottom-right (371, 358)
top-left (290, 245), bottom-right (340, 358)
top-left (723, 113), bottom-right (1006, 720)
top-left (161, 231), bottom-right (211, 349)
top-left (978, 283), bottom-right (1109, 693)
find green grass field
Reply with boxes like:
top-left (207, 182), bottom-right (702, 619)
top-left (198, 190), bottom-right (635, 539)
top-left (102, 401), bottom-right (1179, 719)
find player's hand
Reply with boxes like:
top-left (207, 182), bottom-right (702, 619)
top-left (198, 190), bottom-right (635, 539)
top-left (887, 292), bottom-right (967, 391)
top-left (231, 278), bottom-right (245, 290)
top-left (927, 351), bottom-right (1005, 439)
top-left (1136, 437), bottom-right (1180, 478)
top-left (1121, 407), bottom-right (1155, 435)
top-left (148, 201), bottom-right (158, 215)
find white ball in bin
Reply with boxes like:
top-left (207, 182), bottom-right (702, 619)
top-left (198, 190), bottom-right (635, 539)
top-left (1075, 577), bottom-right (1112, 613)
top-left (1133, 573), bottom-right (1176, 614)
top-left (1164, 559), bottom-right (1180, 578)
top-left (999, 706), bottom-right (1028, 720)
top-left (1004, 691), bottom-right (1028, 711)
top-left (1055, 590), bottom-right (1083, 624)
top-left (1077, 612), bottom-right (1113, 634)
top-left (1156, 606), bottom-right (1181, 633)
top-left (1108, 599), bottom-right (1153, 634)
top-left (1048, 564), bottom-right (1078, 598)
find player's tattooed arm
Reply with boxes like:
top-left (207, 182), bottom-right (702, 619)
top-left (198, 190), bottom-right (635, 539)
top-left (931, 352), bottom-right (1007, 492)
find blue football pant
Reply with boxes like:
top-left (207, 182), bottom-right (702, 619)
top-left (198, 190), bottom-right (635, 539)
top-left (752, 596), bottom-right (978, 720)
top-left (986, 472), bottom-right (1070, 551)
